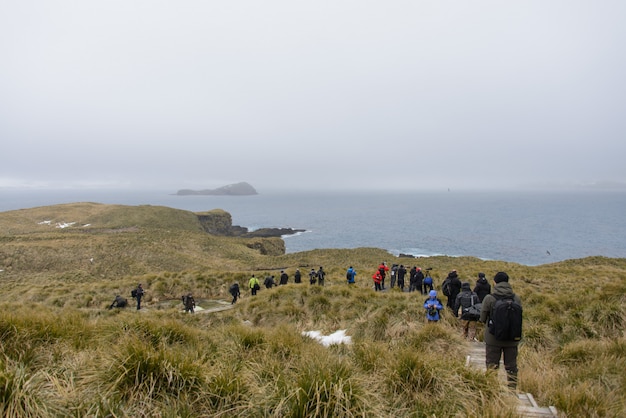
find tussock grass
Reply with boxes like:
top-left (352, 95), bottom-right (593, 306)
top-left (1, 204), bottom-right (626, 416)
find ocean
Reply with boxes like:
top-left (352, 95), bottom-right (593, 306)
top-left (2, 188), bottom-right (625, 266)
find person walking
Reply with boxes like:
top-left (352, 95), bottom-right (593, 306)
top-left (294, 269), bottom-right (302, 284)
top-left (309, 268), bottom-right (317, 285)
top-left (279, 270), bottom-right (289, 285)
top-left (454, 282), bottom-right (480, 340)
top-left (473, 272), bottom-right (491, 302)
top-left (377, 262), bottom-right (389, 289)
top-left (480, 272), bottom-right (523, 389)
top-left (249, 274), bottom-right (260, 296)
top-left (346, 266), bottom-right (356, 284)
top-left (264, 275), bottom-right (275, 289)
top-left (229, 283), bottom-right (241, 304)
top-left (424, 290), bottom-right (444, 322)
top-left (133, 283), bottom-right (144, 310)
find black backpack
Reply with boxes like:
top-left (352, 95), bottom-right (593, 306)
top-left (442, 278), bottom-right (451, 296)
top-left (488, 294), bottom-right (523, 341)
top-left (131, 289), bottom-right (137, 298)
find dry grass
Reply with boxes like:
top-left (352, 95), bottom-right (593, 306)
top-left (1, 203), bottom-right (625, 416)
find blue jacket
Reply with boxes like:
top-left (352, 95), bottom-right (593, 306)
top-left (346, 268), bottom-right (356, 283)
top-left (424, 297), bottom-right (444, 321)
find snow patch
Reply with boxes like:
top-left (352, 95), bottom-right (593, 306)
top-left (302, 330), bottom-right (351, 347)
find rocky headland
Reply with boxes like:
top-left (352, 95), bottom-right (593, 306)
top-left (176, 182), bottom-right (258, 196)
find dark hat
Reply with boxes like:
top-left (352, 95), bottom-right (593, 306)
top-left (478, 272), bottom-right (485, 278)
top-left (494, 272), bottom-right (509, 283)
top-left (461, 282), bottom-right (471, 290)
top-left (449, 270), bottom-right (458, 278)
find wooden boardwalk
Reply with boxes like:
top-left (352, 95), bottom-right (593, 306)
top-left (466, 341), bottom-right (558, 417)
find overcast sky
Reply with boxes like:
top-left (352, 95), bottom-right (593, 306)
top-left (1, 1), bottom-right (625, 192)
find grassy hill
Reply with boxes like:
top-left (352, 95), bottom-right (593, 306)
top-left (0, 203), bottom-right (625, 417)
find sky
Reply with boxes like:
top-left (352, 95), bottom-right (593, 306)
top-left (1, 1), bottom-right (625, 192)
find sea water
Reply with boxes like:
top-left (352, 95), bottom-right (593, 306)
top-left (1, 188), bottom-right (625, 266)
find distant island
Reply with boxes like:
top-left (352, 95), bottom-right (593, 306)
top-left (176, 182), bottom-right (258, 196)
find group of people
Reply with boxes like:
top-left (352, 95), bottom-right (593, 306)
top-left (423, 270), bottom-right (522, 389)
top-left (108, 283), bottom-right (197, 313)
top-left (369, 262), bottom-right (436, 294)
top-left (109, 265), bottom-right (521, 390)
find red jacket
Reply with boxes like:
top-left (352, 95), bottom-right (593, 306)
top-left (372, 272), bottom-right (383, 284)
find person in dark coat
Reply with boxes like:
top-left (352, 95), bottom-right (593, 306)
top-left (279, 270), bottom-right (289, 285)
top-left (479, 272), bottom-right (522, 390)
top-left (229, 283), bottom-right (241, 304)
top-left (317, 267), bottom-right (326, 286)
top-left (133, 283), bottom-right (144, 310)
top-left (182, 293), bottom-right (195, 313)
top-left (396, 264), bottom-right (407, 291)
top-left (294, 269), bottom-right (302, 283)
top-left (415, 268), bottom-right (425, 294)
top-left (454, 282), bottom-right (480, 340)
top-left (409, 266), bottom-right (418, 292)
top-left (446, 270), bottom-right (462, 310)
top-left (473, 272), bottom-right (491, 302)
top-left (108, 295), bottom-right (128, 309)
top-left (264, 275), bottom-right (275, 289)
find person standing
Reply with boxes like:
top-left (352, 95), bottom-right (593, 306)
top-left (133, 283), bottom-right (144, 310)
top-left (372, 270), bottom-right (383, 291)
top-left (317, 266), bottom-right (326, 286)
top-left (390, 264), bottom-right (398, 288)
top-left (249, 274), bottom-right (260, 296)
top-left (415, 268), bottom-right (425, 294)
top-left (396, 264), bottom-right (407, 291)
top-left (377, 262), bottom-right (389, 289)
top-left (346, 266), bottom-right (356, 284)
top-left (229, 282), bottom-right (241, 304)
top-left (409, 266), bottom-right (418, 292)
top-left (480, 272), bottom-right (523, 390)
top-left (424, 290), bottom-right (444, 322)
top-left (279, 270), bottom-right (289, 285)
top-left (454, 282), bottom-right (480, 340)
top-left (445, 270), bottom-right (462, 310)
top-left (309, 268), bottom-right (317, 285)
top-left (294, 269), bottom-right (302, 284)
top-left (473, 272), bottom-right (491, 302)
top-left (182, 293), bottom-right (195, 313)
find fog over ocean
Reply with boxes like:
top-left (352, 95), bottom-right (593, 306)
top-left (2, 189), bottom-right (625, 266)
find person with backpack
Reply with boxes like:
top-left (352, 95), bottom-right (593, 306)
top-left (443, 270), bottom-right (462, 311)
top-left (424, 290), bottom-right (444, 322)
top-left (132, 283), bottom-right (144, 310)
top-left (473, 272), bottom-right (491, 302)
top-left (249, 274), bottom-right (260, 296)
top-left (279, 270), bottom-right (289, 285)
top-left (396, 264), bottom-right (407, 291)
top-left (309, 268), bottom-right (317, 285)
top-left (229, 283), bottom-right (241, 304)
top-left (182, 293), bottom-right (195, 313)
top-left (480, 272), bottom-right (523, 390)
top-left (346, 266), bottom-right (356, 284)
top-left (264, 275), bottom-right (275, 289)
top-left (294, 269), bottom-right (302, 284)
top-left (423, 272), bottom-right (434, 294)
top-left (454, 282), bottom-right (480, 340)
top-left (108, 295), bottom-right (128, 309)
top-left (317, 266), bottom-right (326, 286)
